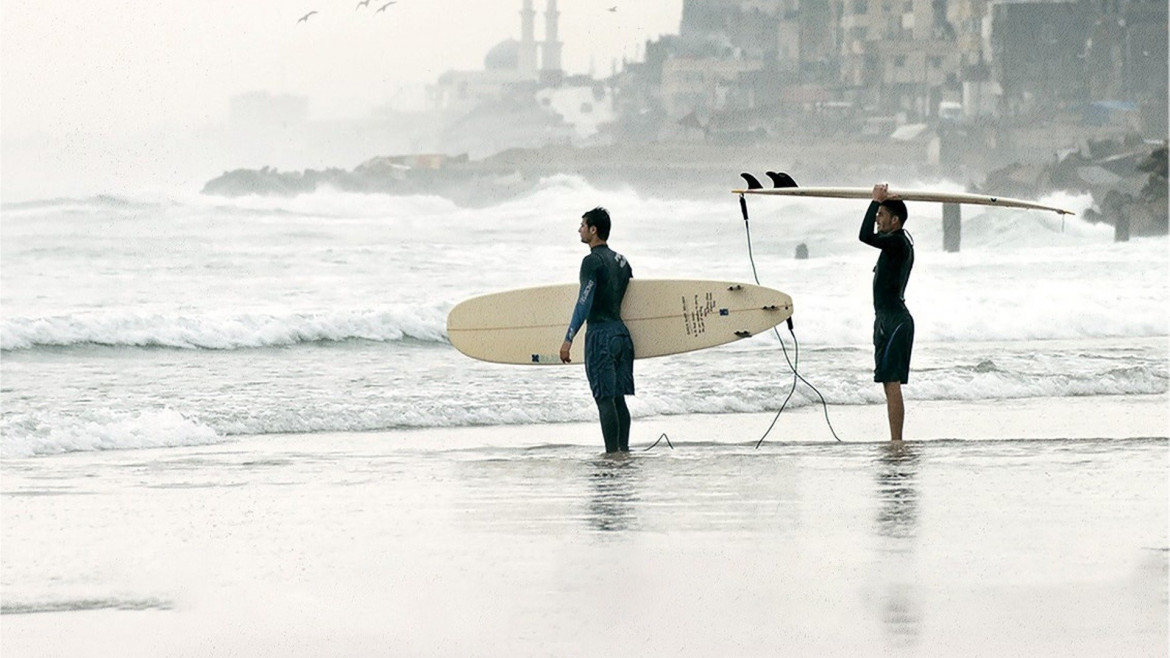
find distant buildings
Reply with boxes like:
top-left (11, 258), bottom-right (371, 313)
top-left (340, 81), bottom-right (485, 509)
top-left (422, 0), bottom-right (616, 156)
top-left (426, 0), bottom-right (565, 113)
top-left (611, 0), bottom-right (1167, 140)
top-left (225, 0), bottom-right (1167, 169)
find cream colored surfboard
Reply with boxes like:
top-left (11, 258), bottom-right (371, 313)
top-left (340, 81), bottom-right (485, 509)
top-left (732, 186), bottom-right (1075, 215)
top-left (447, 279), bottom-right (794, 365)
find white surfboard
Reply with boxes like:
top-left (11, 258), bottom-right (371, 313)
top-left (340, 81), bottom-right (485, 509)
top-left (447, 279), bottom-right (793, 365)
top-left (732, 186), bottom-right (1074, 215)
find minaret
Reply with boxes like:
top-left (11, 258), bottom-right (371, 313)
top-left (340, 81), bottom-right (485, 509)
top-left (541, 0), bottom-right (563, 82)
top-left (519, 0), bottom-right (538, 77)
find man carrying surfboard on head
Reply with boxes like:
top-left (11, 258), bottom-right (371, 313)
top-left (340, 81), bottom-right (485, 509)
top-left (559, 207), bottom-right (635, 453)
top-left (860, 184), bottom-right (914, 442)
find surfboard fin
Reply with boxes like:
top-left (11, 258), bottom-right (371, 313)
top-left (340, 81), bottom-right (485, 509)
top-left (766, 172), bottom-right (798, 188)
top-left (740, 172), bottom-right (763, 190)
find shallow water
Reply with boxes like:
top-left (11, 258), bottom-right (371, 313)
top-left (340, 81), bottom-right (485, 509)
top-left (3, 428), bottom-right (1165, 656)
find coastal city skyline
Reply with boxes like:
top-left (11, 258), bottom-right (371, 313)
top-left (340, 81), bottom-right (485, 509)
top-left (2, 0), bottom-right (1164, 202)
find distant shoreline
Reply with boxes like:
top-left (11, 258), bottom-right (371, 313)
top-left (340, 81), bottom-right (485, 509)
top-left (200, 134), bottom-right (1167, 235)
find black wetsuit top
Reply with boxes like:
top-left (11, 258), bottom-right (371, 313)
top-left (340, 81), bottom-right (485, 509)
top-left (565, 244), bottom-right (633, 342)
top-left (859, 201), bottom-right (914, 312)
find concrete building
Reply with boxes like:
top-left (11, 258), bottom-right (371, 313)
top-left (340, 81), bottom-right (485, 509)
top-left (989, 0), bottom-right (1166, 133)
top-left (682, 0), bottom-right (781, 56)
top-left (535, 83), bottom-right (616, 140)
top-left (838, 0), bottom-right (962, 118)
top-left (991, 2), bottom-right (1094, 115)
top-left (660, 57), bottom-right (766, 117)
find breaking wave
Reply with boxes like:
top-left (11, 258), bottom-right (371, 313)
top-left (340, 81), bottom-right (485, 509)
top-left (1, 305), bottom-right (450, 351)
top-left (1, 409), bottom-right (227, 458)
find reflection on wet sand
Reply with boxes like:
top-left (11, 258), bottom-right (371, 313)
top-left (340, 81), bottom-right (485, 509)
top-left (875, 442), bottom-right (922, 648)
top-left (877, 443), bottom-right (920, 541)
top-left (587, 454), bottom-right (640, 533)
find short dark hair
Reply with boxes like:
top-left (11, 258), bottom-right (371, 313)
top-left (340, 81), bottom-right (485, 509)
top-left (880, 199), bottom-right (908, 224)
top-left (582, 206), bottom-right (611, 240)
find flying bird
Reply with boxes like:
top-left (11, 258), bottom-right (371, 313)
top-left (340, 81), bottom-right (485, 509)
top-left (608, 5), bottom-right (617, 11)
top-left (356, 0), bottom-right (371, 8)
top-left (376, 1), bottom-right (397, 13)
top-left (297, 10), bottom-right (317, 23)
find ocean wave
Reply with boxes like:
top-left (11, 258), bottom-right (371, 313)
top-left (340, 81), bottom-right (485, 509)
top-left (3, 175), bottom-right (658, 222)
top-left (1, 188), bottom-right (465, 222)
top-left (0, 194), bottom-right (156, 216)
top-left (0, 306), bottom-right (450, 351)
top-left (3, 365), bottom-right (1163, 457)
top-left (0, 409), bottom-right (227, 458)
top-left (188, 188), bottom-right (464, 219)
top-left (1, 597), bottom-right (174, 615)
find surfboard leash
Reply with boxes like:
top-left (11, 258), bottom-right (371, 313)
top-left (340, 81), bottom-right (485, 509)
top-left (643, 433), bottom-right (674, 451)
top-left (739, 193), bottom-right (843, 446)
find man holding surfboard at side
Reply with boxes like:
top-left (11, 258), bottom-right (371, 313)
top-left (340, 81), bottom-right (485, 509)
top-left (559, 207), bottom-right (635, 453)
top-left (860, 184), bottom-right (915, 442)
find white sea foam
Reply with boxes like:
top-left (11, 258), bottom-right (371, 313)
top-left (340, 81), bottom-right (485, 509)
top-left (1, 409), bottom-right (226, 458)
top-left (3, 279), bottom-right (1163, 352)
top-left (0, 194), bottom-right (150, 216)
top-left (0, 306), bottom-right (450, 351)
top-left (1, 181), bottom-right (1166, 457)
top-left (182, 187), bottom-right (464, 219)
top-left (1, 349), bottom-right (1162, 454)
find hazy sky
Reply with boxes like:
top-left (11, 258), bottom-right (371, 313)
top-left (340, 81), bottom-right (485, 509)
top-left (1, 0), bottom-right (682, 198)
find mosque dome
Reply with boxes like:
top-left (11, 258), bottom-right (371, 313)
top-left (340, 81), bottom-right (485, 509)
top-left (484, 39), bottom-right (520, 71)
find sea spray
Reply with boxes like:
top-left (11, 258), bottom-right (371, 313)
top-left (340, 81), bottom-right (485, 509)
top-left (1, 181), bottom-right (1165, 456)
top-left (1, 306), bottom-right (451, 351)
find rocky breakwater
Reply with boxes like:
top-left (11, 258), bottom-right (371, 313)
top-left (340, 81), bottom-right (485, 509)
top-left (978, 136), bottom-right (1168, 239)
top-left (200, 140), bottom-right (924, 207)
top-left (200, 154), bottom-right (535, 207)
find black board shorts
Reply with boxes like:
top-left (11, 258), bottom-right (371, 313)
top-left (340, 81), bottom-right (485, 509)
top-left (873, 310), bottom-right (914, 384)
top-left (584, 321), bottom-right (635, 399)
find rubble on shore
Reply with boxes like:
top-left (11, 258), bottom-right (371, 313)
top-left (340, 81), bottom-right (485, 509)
top-left (978, 136), bottom-right (1167, 237)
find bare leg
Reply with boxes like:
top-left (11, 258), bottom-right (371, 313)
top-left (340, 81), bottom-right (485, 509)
top-left (615, 396), bottom-right (630, 452)
top-left (883, 381), bottom-right (905, 442)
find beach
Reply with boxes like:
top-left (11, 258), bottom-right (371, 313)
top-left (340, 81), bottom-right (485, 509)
top-left (2, 183), bottom-right (1167, 655)
top-left (3, 395), bottom-right (1167, 657)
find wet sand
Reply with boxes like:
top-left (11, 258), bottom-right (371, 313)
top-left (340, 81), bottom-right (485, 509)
top-left (3, 395), bottom-right (1167, 657)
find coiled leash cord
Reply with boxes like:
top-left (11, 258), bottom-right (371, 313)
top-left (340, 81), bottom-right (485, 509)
top-left (740, 194), bottom-right (842, 446)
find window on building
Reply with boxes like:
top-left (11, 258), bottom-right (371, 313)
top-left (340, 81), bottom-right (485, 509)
top-left (895, 55), bottom-right (907, 67)
top-left (854, 0), bottom-right (867, 14)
